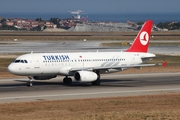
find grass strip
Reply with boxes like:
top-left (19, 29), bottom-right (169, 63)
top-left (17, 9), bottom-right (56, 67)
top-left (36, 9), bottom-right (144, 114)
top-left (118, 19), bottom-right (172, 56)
top-left (0, 94), bottom-right (180, 120)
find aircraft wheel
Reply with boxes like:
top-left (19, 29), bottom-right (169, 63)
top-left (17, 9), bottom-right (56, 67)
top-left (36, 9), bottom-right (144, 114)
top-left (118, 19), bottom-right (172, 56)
top-left (27, 82), bottom-right (33, 87)
top-left (27, 76), bottom-right (33, 87)
top-left (67, 78), bottom-right (72, 84)
top-left (63, 77), bottom-right (72, 85)
top-left (63, 78), bottom-right (67, 84)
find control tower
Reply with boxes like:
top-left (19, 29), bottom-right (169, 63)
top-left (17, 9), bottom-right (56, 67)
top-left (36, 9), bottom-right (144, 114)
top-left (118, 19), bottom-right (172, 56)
top-left (68, 10), bottom-right (84, 20)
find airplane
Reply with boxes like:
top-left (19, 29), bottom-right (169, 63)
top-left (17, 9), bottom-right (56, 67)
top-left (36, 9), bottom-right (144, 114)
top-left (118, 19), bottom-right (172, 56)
top-left (8, 20), bottom-right (155, 87)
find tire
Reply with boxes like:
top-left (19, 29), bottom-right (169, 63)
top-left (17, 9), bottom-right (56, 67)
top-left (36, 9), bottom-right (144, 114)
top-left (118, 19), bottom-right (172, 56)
top-left (27, 82), bottom-right (33, 87)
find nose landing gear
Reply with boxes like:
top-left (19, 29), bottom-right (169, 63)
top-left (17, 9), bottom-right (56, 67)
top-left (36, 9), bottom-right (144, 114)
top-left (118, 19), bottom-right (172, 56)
top-left (27, 76), bottom-right (33, 87)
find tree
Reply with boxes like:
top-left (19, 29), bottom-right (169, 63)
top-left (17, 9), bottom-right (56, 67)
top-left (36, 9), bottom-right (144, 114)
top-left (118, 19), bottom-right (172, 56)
top-left (49, 18), bottom-right (61, 28)
top-left (172, 22), bottom-right (180, 30)
top-left (156, 22), bottom-right (169, 29)
top-left (35, 18), bottom-right (43, 22)
top-left (0, 18), bottom-right (7, 23)
top-left (137, 21), bottom-right (144, 25)
top-left (0, 25), bottom-right (17, 30)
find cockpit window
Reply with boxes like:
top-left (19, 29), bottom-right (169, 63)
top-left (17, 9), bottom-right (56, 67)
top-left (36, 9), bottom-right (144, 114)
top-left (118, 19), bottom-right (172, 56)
top-left (20, 60), bottom-right (24, 63)
top-left (14, 60), bottom-right (20, 63)
top-left (24, 60), bottom-right (28, 63)
top-left (14, 59), bottom-right (28, 63)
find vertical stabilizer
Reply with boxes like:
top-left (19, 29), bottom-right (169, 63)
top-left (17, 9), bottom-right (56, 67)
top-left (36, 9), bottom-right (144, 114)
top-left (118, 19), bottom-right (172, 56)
top-left (126, 20), bottom-right (153, 52)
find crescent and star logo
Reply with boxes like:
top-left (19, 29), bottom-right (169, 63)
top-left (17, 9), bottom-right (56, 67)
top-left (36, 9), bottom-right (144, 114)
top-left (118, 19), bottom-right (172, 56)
top-left (140, 31), bottom-right (149, 45)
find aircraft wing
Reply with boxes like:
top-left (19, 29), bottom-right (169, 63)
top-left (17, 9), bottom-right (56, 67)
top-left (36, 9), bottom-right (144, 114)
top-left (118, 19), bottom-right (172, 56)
top-left (70, 64), bottom-right (156, 72)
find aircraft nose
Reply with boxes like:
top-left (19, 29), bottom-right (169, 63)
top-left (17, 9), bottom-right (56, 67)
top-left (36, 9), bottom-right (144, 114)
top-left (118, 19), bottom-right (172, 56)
top-left (8, 64), bottom-right (17, 74)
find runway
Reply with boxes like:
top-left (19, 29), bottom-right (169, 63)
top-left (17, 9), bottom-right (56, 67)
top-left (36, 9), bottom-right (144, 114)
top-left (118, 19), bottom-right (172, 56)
top-left (0, 40), bottom-right (180, 55)
top-left (1, 73), bottom-right (180, 103)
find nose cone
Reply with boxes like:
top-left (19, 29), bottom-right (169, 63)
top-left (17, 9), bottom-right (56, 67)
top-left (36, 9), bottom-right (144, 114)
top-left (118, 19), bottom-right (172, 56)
top-left (8, 63), bottom-right (18, 75)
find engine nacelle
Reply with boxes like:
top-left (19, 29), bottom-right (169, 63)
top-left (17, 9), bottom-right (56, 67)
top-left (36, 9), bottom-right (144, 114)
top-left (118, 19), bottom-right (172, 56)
top-left (74, 71), bottom-right (98, 82)
top-left (33, 75), bottom-right (57, 80)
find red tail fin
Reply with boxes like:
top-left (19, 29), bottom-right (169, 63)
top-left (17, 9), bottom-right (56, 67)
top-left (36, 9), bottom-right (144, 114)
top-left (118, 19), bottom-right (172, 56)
top-left (126, 20), bottom-right (153, 52)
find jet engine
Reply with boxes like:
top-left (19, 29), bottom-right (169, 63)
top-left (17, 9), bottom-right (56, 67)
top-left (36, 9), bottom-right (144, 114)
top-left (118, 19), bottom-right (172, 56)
top-left (33, 75), bottom-right (57, 80)
top-left (74, 71), bottom-right (98, 82)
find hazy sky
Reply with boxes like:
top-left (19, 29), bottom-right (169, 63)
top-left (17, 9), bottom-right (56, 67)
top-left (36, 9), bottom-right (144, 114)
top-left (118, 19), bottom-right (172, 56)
top-left (0, 0), bottom-right (179, 14)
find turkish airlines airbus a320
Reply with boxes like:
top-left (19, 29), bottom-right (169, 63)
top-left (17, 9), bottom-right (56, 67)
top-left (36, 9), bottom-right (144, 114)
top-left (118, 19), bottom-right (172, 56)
top-left (8, 20), bottom-right (156, 87)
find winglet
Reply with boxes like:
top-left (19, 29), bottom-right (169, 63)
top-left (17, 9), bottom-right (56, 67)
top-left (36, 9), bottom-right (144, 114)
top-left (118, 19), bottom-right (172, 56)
top-left (126, 20), bottom-right (153, 52)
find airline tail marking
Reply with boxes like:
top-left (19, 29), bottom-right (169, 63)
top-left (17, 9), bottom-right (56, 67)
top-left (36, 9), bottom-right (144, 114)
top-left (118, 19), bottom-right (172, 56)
top-left (126, 20), bottom-right (153, 52)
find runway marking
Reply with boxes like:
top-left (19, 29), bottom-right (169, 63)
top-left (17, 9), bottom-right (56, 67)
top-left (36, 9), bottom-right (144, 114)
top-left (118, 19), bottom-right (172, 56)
top-left (0, 88), bottom-right (180, 100)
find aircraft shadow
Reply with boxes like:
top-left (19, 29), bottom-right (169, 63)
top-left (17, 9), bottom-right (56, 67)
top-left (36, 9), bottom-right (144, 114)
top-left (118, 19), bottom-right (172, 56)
top-left (0, 79), bottom-right (140, 88)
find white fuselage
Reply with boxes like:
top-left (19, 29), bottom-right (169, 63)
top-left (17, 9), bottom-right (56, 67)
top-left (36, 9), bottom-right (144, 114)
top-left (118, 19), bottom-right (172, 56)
top-left (8, 51), bottom-right (155, 77)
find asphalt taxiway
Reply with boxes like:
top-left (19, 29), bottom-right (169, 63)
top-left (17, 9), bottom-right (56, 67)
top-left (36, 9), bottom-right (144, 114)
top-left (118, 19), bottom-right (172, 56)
top-left (1, 40), bottom-right (180, 103)
top-left (0, 73), bottom-right (180, 103)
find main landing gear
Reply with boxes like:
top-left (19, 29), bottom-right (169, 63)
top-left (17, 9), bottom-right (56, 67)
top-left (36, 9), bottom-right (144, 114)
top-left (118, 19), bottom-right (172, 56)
top-left (27, 76), bottom-right (33, 87)
top-left (63, 76), bottom-right (72, 85)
